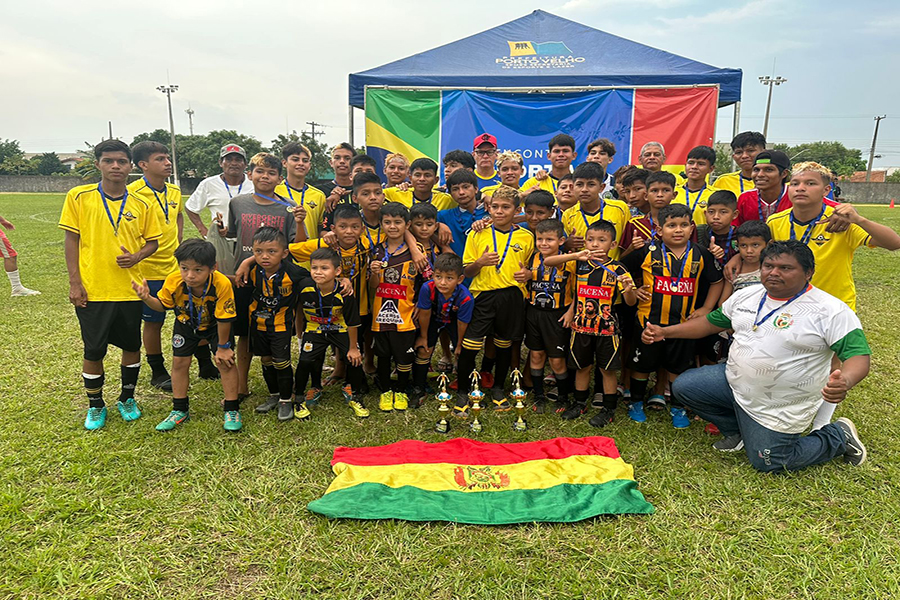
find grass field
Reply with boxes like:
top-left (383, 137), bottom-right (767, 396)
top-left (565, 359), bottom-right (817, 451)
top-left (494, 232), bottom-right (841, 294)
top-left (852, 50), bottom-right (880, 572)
top-left (2, 193), bottom-right (900, 599)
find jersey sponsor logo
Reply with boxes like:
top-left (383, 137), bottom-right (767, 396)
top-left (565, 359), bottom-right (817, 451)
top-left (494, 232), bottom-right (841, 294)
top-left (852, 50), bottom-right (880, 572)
top-left (654, 276), bottom-right (696, 296)
top-left (376, 283), bottom-right (407, 299)
top-left (375, 299), bottom-right (404, 324)
top-left (578, 285), bottom-right (612, 300)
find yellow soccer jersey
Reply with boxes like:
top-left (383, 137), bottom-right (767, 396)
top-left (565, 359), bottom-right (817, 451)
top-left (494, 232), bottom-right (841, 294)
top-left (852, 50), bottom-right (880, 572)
top-left (463, 225), bottom-right (535, 297)
top-left (560, 200), bottom-right (631, 259)
top-left (127, 178), bottom-right (182, 280)
top-left (274, 181), bottom-right (326, 238)
top-left (767, 206), bottom-right (874, 311)
top-left (384, 187), bottom-right (455, 211)
top-left (289, 237), bottom-right (371, 316)
top-left (158, 270), bottom-right (236, 331)
top-left (521, 175), bottom-right (562, 195)
top-left (59, 183), bottom-right (163, 302)
top-left (673, 184), bottom-right (716, 226)
top-left (713, 171), bottom-right (755, 197)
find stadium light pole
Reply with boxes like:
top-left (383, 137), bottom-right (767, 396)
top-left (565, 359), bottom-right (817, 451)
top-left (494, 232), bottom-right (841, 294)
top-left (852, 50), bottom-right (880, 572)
top-left (866, 115), bottom-right (887, 182)
top-left (157, 84), bottom-right (179, 185)
top-left (759, 75), bottom-right (787, 139)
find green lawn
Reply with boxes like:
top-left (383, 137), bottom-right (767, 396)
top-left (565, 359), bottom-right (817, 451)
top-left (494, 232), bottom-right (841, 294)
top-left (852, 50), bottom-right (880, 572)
top-left (1, 193), bottom-right (899, 599)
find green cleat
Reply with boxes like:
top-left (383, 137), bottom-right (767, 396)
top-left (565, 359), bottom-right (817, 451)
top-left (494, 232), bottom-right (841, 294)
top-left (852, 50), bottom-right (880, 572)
top-left (223, 410), bottom-right (242, 432)
top-left (84, 407), bottom-right (107, 430)
top-left (156, 410), bottom-right (189, 431)
top-left (117, 398), bottom-right (142, 421)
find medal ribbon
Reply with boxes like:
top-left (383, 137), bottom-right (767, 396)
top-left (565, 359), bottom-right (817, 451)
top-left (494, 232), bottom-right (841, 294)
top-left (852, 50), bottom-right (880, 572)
top-left (98, 182), bottom-right (128, 236)
top-left (753, 285), bottom-right (810, 331)
top-left (143, 177), bottom-right (169, 223)
top-left (491, 225), bottom-right (515, 272)
top-left (284, 183), bottom-right (307, 207)
top-left (661, 241), bottom-right (692, 287)
top-left (789, 205), bottom-right (827, 245)
top-left (222, 176), bottom-right (243, 199)
top-left (185, 276), bottom-right (212, 331)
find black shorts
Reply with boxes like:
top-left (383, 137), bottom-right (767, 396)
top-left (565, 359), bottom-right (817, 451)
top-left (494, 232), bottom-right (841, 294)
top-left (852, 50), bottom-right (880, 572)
top-left (172, 320), bottom-right (232, 358)
top-left (426, 319), bottom-right (459, 349)
top-left (76, 301), bottom-right (142, 361)
top-left (232, 284), bottom-right (253, 337)
top-left (299, 330), bottom-right (353, 363)
top-left (360, 313), bottom-right (372, 334)
top-left (569, 333), bottom-right (622, 371)
top-left (250, 329), bottom-right (293, 363)
top-left (373, 330), bottom-right (416, 365)
top-left (629, 331), bottom-right (695, 375)
top-left (525, 305), bottom-right (569, 358)
top-left (464, 287), bottom-right (525, 344)
top-left (697, 333), bottom-right (728, 363)
top-left (614, 302), bottom-right (637, 345)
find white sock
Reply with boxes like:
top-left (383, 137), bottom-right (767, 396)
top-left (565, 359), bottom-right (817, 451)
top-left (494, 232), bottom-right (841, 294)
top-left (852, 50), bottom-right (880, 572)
top-left (6, 269), bottom-right (22, 290)
top-left (811, 399), bottom-right (837, 430)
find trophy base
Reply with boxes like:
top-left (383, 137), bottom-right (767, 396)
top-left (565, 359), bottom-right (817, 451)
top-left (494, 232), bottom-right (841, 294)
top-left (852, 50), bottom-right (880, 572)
top-left (512, 418), bottom-right (528, 432)
top-left (470, 420), bottom-right (483, 433)
top-left (434, 419), bottom-right (451, 434)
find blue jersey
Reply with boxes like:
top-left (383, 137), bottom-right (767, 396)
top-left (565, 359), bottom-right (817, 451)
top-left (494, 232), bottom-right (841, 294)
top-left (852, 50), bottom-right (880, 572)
top-left (437, 205), bottom-right (488, 258)
top-left (416, 281), bottom-right (474, 328)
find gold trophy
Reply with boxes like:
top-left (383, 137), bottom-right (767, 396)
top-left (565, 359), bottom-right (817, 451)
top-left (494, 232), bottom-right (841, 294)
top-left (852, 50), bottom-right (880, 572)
top-left (434, 373), bottom-right (452, 434)
top-left (468, 370), bottom-right (484, 433)
top-left (510, 369), bottom-right (528, 432)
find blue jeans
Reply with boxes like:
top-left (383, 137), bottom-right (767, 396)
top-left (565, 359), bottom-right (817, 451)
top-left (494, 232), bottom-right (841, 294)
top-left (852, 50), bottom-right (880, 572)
top-left (672, 364), bottom-right (847, 474)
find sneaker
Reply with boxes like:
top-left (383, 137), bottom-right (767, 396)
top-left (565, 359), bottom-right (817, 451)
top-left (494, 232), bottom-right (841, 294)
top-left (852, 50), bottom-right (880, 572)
top-left (223, 410), bottom-right (242, 432)
top-left (409, 386), bottom-right (427, 409)
top-left (156, 410), bottom-right (189, 431)
top-left (393, 392), bottom-right (409, 411)
top-left (627, 401), bottom-right (647, 423)
top-left (561, 403), bottom-right (587, 421)
top-left (704, 423), bottom-right (721, 436)
top-left (546, 387), bottom-right (559, 401)
top-left (491, 388), bottom-right (510, 412)
top-left (532, 395), bottom-right (548, 414)
top-left (10, 287), bottom-right (40, 297)
top-left (592, 393), bottom-right (604, 409)
top-left (480, 371), bottom-right (494, 389)
top-left (117, 398), bottom-right (141, 422)
top-left (379, 391), bottom-right (394, 412)
top-left (255, 394), bottom-right (280, 413)
top-left (622, 388), bottom-right (632, 400)
top-left (712, 434), bottom-right (744, 452)
top-left (589, 407), bottom-right (615, 428)
top-left (198, 360), bottom-right (220, 380)
top-left (84, 406), bottom-right (107, 430)
top-left (553, 400), bottom-right (569, 414)
top-left (664, 382), bottom-right (671, 398)
top-left (305, 388), bottom-right (323, 406)
top-left (294, 402), bottom-right (311, 420)
top-left (670, 406), bottom-right (690, 429)
top-left (617, 384), bottom-right (625, 397)
top-left (150, 373), bottom-right (173, 392)
top-left (543, 373), bottom-right (556, 386)
top-left (348, 397), bottom-right (370, 418)
top-left (277, 401), bottom-right (294, 422)
top-left (835, 418), bottom-right (867, 466)
top-left (647, 394), bottom-right (667, 411)
top-left (340, 384), bottom-right (353, 403)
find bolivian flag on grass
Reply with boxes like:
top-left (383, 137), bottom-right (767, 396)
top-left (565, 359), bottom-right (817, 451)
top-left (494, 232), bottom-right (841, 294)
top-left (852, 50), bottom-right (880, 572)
top-left (307, 436), bottom-right (653, 524)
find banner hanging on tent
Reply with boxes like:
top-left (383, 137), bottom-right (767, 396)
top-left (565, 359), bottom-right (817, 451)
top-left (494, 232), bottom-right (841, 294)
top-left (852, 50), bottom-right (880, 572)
top-left (365, 87), bottom-right (718, 183)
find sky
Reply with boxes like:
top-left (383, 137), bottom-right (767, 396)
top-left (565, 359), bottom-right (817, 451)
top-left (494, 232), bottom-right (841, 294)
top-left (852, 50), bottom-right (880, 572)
top-left (2, 0), bottom-right (898, 168)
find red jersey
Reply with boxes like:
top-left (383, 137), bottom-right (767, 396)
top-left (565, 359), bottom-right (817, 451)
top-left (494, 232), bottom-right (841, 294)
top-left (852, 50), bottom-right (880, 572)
top-left (735, 189), bottom-right (839, 226)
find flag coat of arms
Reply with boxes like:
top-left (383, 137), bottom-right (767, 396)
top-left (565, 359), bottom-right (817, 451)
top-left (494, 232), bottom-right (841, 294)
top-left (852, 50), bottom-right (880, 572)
top-left (307, 436), bottom-right (653, 524)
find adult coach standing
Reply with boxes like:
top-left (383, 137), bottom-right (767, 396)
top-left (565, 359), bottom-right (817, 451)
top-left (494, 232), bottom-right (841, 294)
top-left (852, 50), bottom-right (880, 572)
top-left (643, 241), bottom-right (870, 472)
top-left (185, 144), bottom-right (254, 276)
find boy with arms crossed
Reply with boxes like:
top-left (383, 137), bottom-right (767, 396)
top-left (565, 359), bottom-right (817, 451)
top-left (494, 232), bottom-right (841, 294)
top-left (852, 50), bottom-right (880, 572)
top-left (562, 162), bottom-right (630, 259)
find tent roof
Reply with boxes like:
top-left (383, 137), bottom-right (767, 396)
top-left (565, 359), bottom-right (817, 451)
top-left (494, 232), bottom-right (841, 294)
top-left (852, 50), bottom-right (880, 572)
top-left (349, 10), bottom-right (742, 108)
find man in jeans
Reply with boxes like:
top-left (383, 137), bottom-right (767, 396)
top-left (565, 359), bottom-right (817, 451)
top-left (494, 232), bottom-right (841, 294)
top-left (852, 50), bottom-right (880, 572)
top-left (642, 241), bottom-right (870, 473)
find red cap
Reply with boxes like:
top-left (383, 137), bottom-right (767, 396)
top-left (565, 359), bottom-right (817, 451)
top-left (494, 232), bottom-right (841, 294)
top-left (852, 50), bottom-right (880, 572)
top-left (473, 133), bottom-right (498, 150)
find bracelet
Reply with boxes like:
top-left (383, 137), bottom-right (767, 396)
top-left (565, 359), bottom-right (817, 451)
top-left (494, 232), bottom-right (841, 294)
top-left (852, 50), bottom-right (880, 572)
top-left (217, 342), bottom-right (232, 349)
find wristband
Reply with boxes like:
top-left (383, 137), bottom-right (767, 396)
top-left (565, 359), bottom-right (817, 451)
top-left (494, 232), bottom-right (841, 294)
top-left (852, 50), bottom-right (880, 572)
top-left (217, 342), bottom-right (232, 350)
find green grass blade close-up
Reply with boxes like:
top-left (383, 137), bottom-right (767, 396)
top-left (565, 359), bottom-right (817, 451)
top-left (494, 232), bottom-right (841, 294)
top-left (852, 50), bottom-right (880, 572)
top-left (1, 194), bottom-right (899, 599)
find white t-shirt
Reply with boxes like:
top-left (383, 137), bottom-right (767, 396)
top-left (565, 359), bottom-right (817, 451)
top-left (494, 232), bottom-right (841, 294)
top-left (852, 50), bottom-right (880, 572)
top-left (714, 285), bottom-right (868, 434)
top-left (185, 174), bottom-right (254, 229)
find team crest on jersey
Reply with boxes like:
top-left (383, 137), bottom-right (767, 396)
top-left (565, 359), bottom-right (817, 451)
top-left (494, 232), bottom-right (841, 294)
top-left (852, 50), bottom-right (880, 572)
top-left (172, 334), bottom-right (185, 348)
top-left (810, 234), bottom-right (830, 246)
top-left (511, 243), bottom-right (524, 253)
top-left (307, 201), bottom-right (317, 209)
top-left (774, 313), bottom-right (794, 329)
top-left (384, 267), bottom-right (400, 284)
top-left (224, 299), bottom-right (236, 315)
top-left (690, 262), bottom-right (700, 276)
top-left (123, 211), bottom-right (137, 221)
top-left (453, 466), bottom-right (510, 490)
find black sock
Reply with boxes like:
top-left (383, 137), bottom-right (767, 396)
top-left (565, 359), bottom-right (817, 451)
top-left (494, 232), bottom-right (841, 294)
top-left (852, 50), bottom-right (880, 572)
top-left (531, 368), bottom-right (545, 397)
top-left (480, 355), bottom-right (495, 374)
top-left (83, 373), bottom-right (104, 408)
top-left (555, 370), bottom-right (571, 403)
top-left (377, 357), bottom-right (392, 390)
top-left (413, 357), bottom-right (430, 389)
top-left (261, 363), bottom-right (279, 395)
top-left (195, 343), bottom-right (213, 364)
top-left (603, 393), bottom-right (618, 410)
top-left (275, 364), bottom-right (293, 401)
top-left (574, 388), bottom-right (590, 407)
top-left (346, 364), bottom-right (365, 396)
top-left (147, 353), bottom-right (167, 378)
top-left (493, 346), bottom-right (512, 391)
top-left (119, 364), bottom-right (139, 402)
top-left (631, 378), bottom-right (649, 403)
top-left (396, 365), bottom-right (411, 392)
top-left (223, 399), bottom-right (240, 412)
top-left (457, 348), bottom-right (478, 394)
top-left (173, 397), bottom-right (189, 412)
top-left (310, 359), bottom-right (323, 389)
top-left (295, 360), bottom-right (314, 396)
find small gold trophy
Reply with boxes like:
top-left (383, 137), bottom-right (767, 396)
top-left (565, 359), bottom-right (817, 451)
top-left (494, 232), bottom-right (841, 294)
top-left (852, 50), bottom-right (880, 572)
top-left (510, 369), bottom-right (528, 432)
top-left (468, 370), bottom-right (484, 433)
top-left (434, 373), bottom-right (452, 434)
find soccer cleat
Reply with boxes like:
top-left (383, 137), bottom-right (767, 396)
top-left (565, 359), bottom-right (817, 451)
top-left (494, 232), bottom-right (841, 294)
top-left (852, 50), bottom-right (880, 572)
top-left (255, 394), bottom-right (279, 413)
top-left (223, 410), bottom-right (242, 432)
top-left (393, 392), bottom-right (409, 411)
top-left (277, 401), bottom-right (294, 422)
top-left (341, 384), bottom-right (353, 403)
top-left (150, 373), bottom-right (173, 392)
top-left (379, 391), bottom-right (394, 412)
top-left (348, 397), bottom-right (370, 418)
top-left (647, 394), bottom-right (667, 411)
top-left (627, 401), bottom-right (647, 423)
top-left (712, 434), bottom-right (744, 452)
top-left (84, 406), bottom-right (107, 430)
top-left (156, 410), bottom-right (189, 431)
top-left (532, 395), bottom-right (548, 414)
top-left (589, 407), bottom-right (615, 428)
top-left (553, 400), bottom-right (570, 414)
top-left (294, 402), bottom-right (311, 420)
top-left (480, 371), bottom-right (495, 389)
top-left (592, 393), bottom-right (604, 409)
top-left (704, 423), bottom-right (721, 436)
top-left (10, 287), bottom-right (40, 297)
top-left (835, 418), bottom-right (867, 466)
top-left (198, 360), bottom-right (220, 380)
top-left (670, 407), bottom-right (691, 429)
top-left (305, 388), bottom-right (323, 407)
top-left (117, 398), bottom-right (141, 422)
top-left (561, 403), bottom-right (587, 421)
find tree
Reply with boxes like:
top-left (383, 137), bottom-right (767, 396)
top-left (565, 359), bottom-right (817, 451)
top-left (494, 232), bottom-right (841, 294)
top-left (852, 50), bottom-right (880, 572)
top-left (770, 141), bottom-right (865, 177)
top-left (131, 129), bottom-right (172, 146)
top-left (31, 152), bottom-right (69, 175)
top-left (269, 131), bottom-right (332, 180)
top-left (886, 171), bottom-right (900, 183)
top-left (0, 138), bottom-right (24, 165)
top-left (713, 144), bottom-right (733, 177)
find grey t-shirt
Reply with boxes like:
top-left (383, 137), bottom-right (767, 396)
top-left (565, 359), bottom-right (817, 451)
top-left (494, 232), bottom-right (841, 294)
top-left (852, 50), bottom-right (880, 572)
top-left (226, 193), bottom-right (297, 265)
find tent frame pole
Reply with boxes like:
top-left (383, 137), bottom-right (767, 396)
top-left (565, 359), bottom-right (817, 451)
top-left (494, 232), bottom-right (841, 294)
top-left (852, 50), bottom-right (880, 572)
top-left (348, 105), bottom-right (355, 147)
top-left (731, 101), bottom-right (741, 169)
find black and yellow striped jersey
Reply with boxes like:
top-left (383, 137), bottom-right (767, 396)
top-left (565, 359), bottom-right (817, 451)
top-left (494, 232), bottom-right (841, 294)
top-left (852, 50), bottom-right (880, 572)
top-left (289, 237), bottom-right (372, 316)
top-left (572, 259), bottom-right (631, 336)
top-left (527, 252), bottom-right (576, 309)
top-left (371, 242), bottom-right (422, 333)
top-left (157, 270), bottom-right (236, 331)
top-left (248, 261), bottom-right (309, 333)
top-left (298, 277), bottom-right (361, 333)
top-left (622, 243), bottom-right (721, 327)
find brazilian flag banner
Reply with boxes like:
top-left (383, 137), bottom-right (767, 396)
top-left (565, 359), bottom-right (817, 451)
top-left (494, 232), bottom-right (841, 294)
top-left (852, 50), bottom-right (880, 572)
top-left (307, 436), bottom-right (654, 524)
